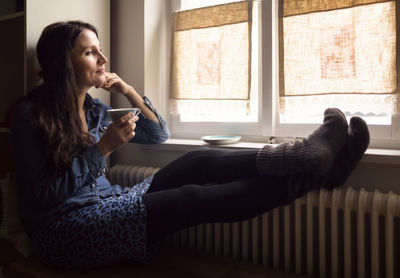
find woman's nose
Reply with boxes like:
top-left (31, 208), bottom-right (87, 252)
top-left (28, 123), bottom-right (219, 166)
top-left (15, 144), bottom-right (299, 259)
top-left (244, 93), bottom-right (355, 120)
top-left (99, 52), bottom-right (108, 65)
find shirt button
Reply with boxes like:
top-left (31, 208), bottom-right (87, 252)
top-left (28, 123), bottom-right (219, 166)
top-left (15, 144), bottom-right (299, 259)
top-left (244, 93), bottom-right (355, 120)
top-left (97, 171), bottom-right (102, 177)
top-left (92, 183), bottom-right (96, 188)
top-left (102, 168), bottom-right (106, 174)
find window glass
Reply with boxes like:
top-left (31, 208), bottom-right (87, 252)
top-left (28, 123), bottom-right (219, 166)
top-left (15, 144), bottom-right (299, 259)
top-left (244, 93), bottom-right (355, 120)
top-left (170, 0), bottom-right (260, 122)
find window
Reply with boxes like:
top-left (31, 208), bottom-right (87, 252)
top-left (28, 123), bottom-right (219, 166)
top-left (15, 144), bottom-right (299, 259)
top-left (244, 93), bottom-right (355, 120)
top-left (279, 0), bottom-right (398, 125)
top-left (276, 0), bottom-right (400, 146)
top-left (166, 0), bottom-right (400, 147)
top-left (168, 0), bottom-right (264, 139)
top-left (171, 0), bottom-right (257, 122)
top-left (170, 1), bottom-right (257, 122)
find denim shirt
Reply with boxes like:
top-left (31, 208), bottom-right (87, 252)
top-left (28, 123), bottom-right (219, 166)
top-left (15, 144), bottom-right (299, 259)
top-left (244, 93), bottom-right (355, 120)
top-left (11, 93), bottom-right (170, 234)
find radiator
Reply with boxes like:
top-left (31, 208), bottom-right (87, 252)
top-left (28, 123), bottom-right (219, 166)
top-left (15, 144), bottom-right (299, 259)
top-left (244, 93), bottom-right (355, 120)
top-left (109, 164), bottom-right (400, 278)
top-left (108, 164), bottom-right (160, 186)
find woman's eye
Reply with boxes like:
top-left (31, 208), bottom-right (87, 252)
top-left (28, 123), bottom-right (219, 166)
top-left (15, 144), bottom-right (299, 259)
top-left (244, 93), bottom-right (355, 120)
top-left (85, 51), bottom-right (94, 55)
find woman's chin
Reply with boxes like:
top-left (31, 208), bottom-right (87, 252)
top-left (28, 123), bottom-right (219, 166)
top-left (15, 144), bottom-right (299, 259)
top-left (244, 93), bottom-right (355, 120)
top-left (94, 77), bottom-right (106, 87)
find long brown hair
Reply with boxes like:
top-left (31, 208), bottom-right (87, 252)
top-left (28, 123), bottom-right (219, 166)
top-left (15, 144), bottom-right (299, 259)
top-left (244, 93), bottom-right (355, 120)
top-left (26, 21), bottom-right (98, 177)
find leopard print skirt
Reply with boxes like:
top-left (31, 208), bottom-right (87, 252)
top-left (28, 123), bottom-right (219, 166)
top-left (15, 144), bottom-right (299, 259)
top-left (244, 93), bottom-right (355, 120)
top-left (31, 176), bottom-right (155, 269)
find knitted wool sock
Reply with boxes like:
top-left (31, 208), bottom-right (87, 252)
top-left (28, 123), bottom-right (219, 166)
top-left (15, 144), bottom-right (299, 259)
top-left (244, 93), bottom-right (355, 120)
top-left (322, 116), bottom-right (370, 189)
top-left (257, 108), bottom-right (348, 176)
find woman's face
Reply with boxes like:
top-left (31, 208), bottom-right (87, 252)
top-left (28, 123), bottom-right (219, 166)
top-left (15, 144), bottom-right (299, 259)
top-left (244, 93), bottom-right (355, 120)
top-left (71, 29), bottom-right (108, 90)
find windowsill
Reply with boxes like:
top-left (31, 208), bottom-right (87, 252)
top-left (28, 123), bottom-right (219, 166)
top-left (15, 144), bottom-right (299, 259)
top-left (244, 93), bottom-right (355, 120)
top-left (137, 138), bottom-right (400, 165)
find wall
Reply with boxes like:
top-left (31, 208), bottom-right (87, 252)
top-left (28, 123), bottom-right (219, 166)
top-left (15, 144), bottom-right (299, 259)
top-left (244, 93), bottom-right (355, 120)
top-left (110, 0), bottom-right (172, 166)
top-left (110, 0), bottom-right (170, 113)
top-left (26, 0), bottom-right (111, 104)
top-left (110, 0), bottom-right (145, 109)
top-left (144, 0), bottom-right (170, 117)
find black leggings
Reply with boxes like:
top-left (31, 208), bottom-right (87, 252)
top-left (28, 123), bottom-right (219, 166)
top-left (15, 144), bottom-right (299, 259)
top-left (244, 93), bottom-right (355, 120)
top-left (143, 147), bottom-right (316, 243)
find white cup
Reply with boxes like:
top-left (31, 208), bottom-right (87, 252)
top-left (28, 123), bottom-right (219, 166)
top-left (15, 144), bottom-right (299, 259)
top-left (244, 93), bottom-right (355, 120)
top-left (106, 108), bottom-right (141, 121)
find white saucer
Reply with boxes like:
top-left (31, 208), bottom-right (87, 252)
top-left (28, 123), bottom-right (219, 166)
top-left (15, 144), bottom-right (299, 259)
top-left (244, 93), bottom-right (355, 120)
top-left (201, 135), bottom-right (241, 145)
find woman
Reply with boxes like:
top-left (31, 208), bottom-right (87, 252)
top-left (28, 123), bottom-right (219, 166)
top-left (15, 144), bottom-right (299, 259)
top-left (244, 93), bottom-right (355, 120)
top-left (11, 21), bottom-right (370, 269)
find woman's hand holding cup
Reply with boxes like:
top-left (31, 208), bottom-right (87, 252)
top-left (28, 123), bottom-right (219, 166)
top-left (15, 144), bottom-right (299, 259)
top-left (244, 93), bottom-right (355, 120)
top-left (97, 112), bottom-right (138, 158)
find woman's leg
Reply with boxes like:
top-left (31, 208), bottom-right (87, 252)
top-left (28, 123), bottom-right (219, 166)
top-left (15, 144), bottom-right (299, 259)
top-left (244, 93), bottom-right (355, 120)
top-left (257, 108), bottom-right (348, 176)
top-left (144, 115), bottom-right (370, 244)
top-left (149, 108), bottom-right (349, 193)
top-left (144, 174), bottom-right (319, 244)
top-left (148, 147), bottom-right (259, 193)
top-left (323, 116), bottom-right (370, 189)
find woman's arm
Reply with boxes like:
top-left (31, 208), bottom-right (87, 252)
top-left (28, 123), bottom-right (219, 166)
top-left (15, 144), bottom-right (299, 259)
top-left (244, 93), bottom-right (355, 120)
top-left (121, 86), bottom-right (159, 123)
top-left (97, 72), bottom-right (170, 144)
top-left (97, 73), bottom-right (158, 122)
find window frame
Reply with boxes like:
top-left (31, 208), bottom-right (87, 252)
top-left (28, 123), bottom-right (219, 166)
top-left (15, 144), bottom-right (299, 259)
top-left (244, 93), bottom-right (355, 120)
top-left (167, 0), bottom-right (270, 141)
top-left (164, 0), bottom-right (400, 149)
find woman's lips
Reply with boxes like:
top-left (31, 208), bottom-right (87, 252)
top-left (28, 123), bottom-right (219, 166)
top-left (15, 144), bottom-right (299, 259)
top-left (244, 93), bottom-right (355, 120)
top-left (96, 68), bottom-right (105, 73)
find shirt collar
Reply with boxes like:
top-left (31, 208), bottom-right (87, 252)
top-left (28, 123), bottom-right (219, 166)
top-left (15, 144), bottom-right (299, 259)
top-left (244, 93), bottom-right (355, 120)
top-left (84, 93), bottom-right (94, 111)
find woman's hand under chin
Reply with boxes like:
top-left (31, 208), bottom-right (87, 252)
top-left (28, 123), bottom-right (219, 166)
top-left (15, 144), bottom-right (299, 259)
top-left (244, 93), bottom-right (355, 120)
top-left (96, 72), bottom-right (160, 124)
top-left (95, 72), bottom-right (133, 95)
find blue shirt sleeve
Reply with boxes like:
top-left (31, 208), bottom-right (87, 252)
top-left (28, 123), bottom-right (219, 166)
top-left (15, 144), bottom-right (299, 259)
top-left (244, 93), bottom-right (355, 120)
top-left (131, 96), bottom-right (170, 144)
top-left (100, 96), bottom-right (170, 144)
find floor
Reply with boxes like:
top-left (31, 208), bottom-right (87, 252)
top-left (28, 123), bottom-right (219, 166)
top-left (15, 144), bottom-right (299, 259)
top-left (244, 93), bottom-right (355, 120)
top-left (1, 239), bottom-right (307, 278)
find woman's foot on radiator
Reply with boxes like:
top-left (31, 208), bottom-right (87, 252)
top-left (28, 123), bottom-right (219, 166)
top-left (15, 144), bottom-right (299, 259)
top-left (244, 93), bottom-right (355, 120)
top-left (256, 108), bottom-right (348, 176)
top-left (322, 116), bottom-right (370, 189)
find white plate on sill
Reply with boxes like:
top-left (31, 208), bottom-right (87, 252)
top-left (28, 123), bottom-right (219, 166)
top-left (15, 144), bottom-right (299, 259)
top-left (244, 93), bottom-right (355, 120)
top-left (201, 135), bottom-right (241, 145)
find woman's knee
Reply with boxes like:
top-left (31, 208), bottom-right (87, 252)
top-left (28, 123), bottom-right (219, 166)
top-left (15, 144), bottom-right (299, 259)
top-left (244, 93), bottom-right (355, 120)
top-left (184, 147), bottom-right (211, 158)
top-left (180, 147), bottom-right (213, 165)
